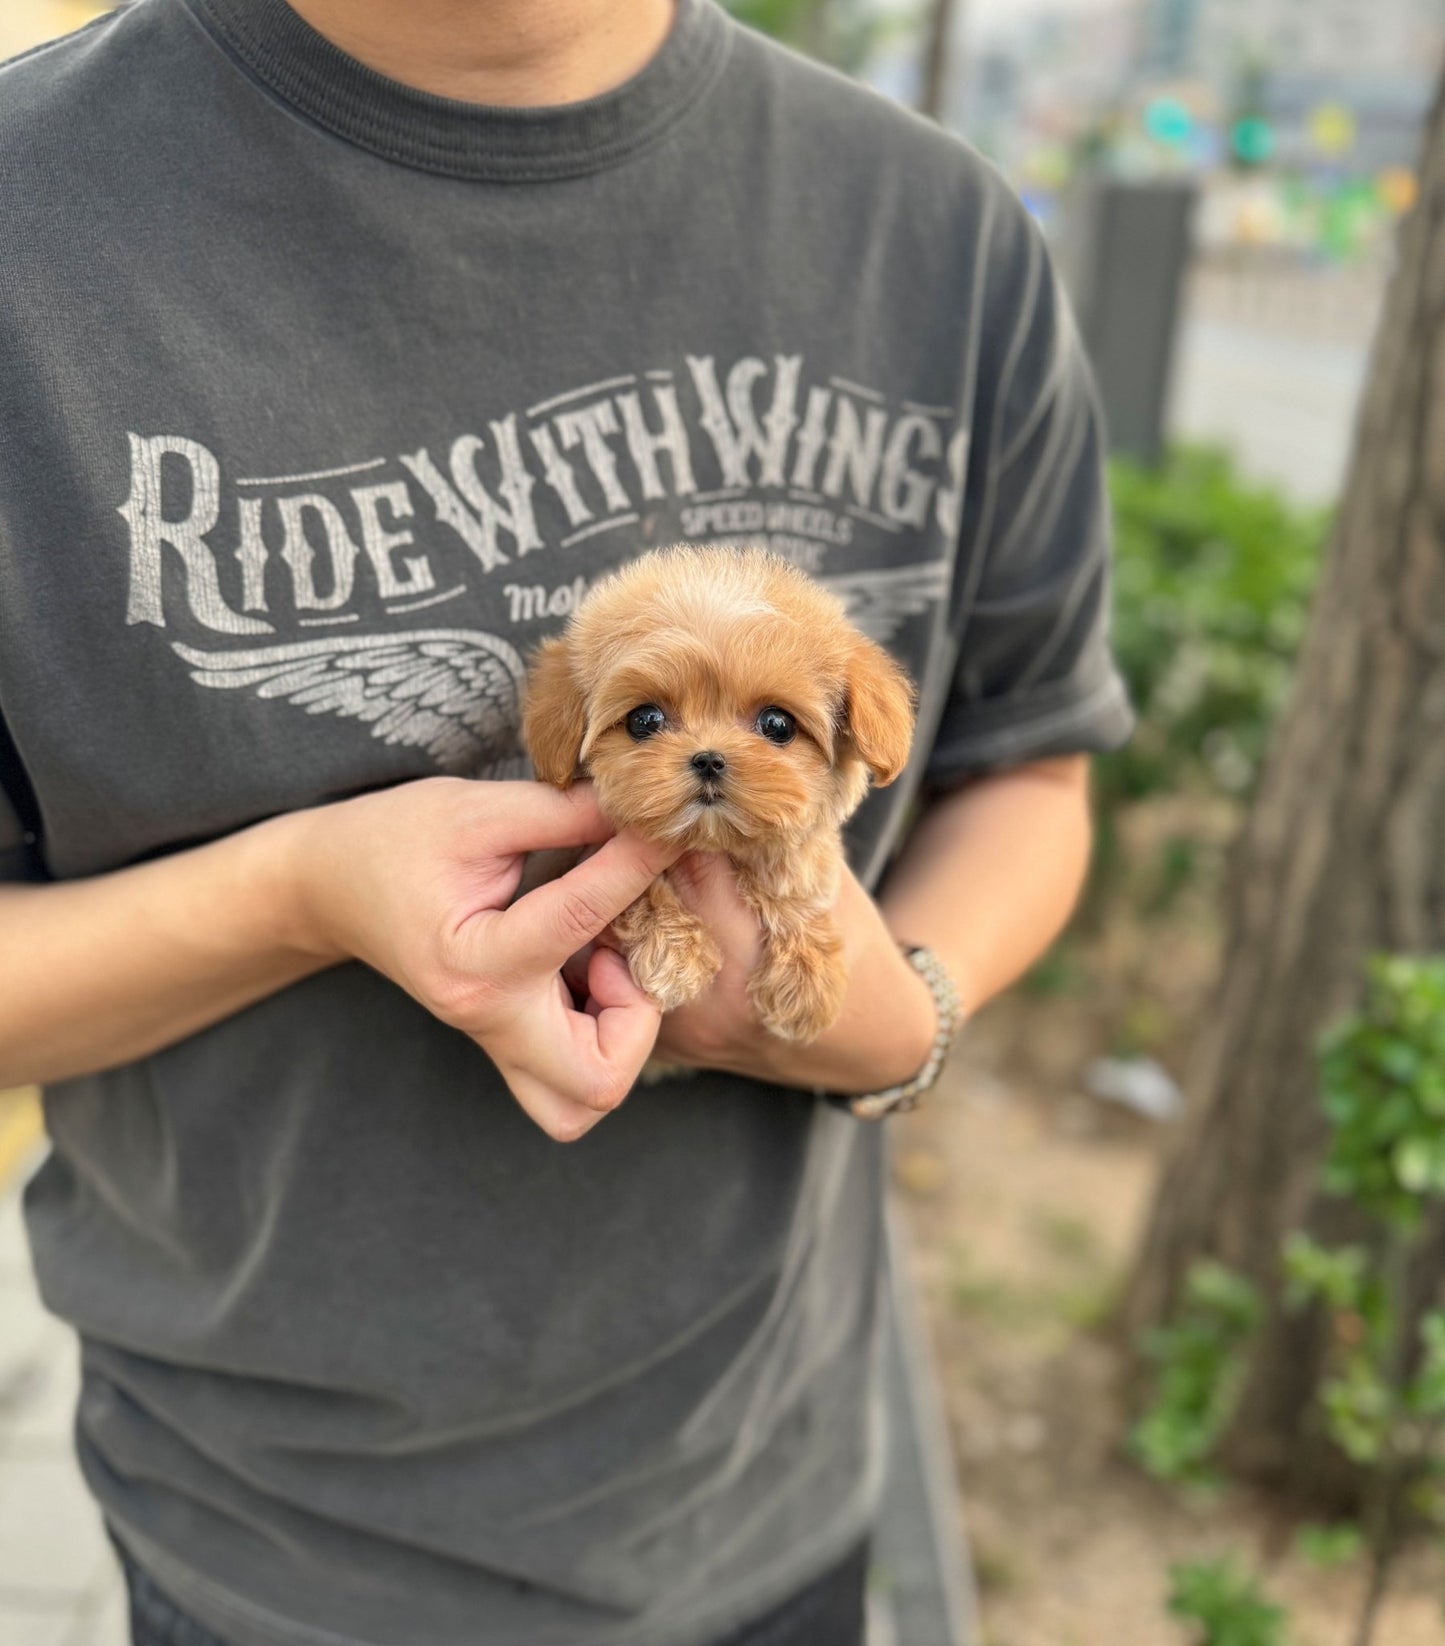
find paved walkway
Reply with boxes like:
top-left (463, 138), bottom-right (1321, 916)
top-left (1169, 263), bottom-right (1377, 508)
top-left (0, 1149), bottom-right (126, 1646)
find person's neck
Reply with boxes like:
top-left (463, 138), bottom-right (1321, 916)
top-left (280, 0), bottom-right (677, 105)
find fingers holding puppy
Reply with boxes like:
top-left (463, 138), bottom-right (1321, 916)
top-left (489, 950), bottom-right (665, 1142)
top-left (490, 830), bottom-right (679, 976)
top-left (454, 833), bottom-right (680, 1139)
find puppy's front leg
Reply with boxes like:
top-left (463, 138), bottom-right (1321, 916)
top-left (742, 897), bottom-right (848, 1043)
top-left (612, 873), bottom-right (723, 1013)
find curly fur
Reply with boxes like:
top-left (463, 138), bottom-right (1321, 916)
top-left (522, 544), bottom-right (916, 1041)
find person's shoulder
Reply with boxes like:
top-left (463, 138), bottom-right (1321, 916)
top-left (719, 15), bottom-right (1043, 269)
top-left (0, 1), bottom-right (176, 170)
top-left (0, 0), bottom-right (207, 263)
top-left (1, 2), bottom-right (132, 112)
top-left (722, 14), bottom-right (1012, 198)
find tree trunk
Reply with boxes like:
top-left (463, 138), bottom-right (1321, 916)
top-left (1125, 69), bottom-right (1445, 1496)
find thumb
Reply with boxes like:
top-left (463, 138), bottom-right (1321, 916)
top-left (491, 830), bottom-right (679, 975)
top-left (584, 943), bottom-right (650, 1019)
top-left (583, 947), bottom-right (664, 1074)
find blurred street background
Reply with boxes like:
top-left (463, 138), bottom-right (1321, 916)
top-left (780, 0), bottom-right (1438, 506)
top-left (5, 0), bottom-right (1445, 1643)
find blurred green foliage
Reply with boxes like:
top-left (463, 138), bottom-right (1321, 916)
top-left (1104, 446), bottom-right (1329, 811)
top-left (1283, 957), bottom-right (1445, 1497)
top-left (1030, 449), bottom-right (1331, 1001)
top-left (1316, 956), bottom-right (1445, 1230)
top-left (1293, 1521), bottom-right (1364, 1567)
top-left (720, 0), bottom-right (904, 74)
top-left (1167, 1558), bottom-right (1289, 1646)
top-left (1130, 1260), bottom-right (1263, 1487)
top-left (1038, 445), bottom-right (1333, 952)
top-left (1138, 956), bottom-right (1445, 1646)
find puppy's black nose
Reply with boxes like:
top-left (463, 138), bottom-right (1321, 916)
top-left (690, 750), bottom-right (726, 780)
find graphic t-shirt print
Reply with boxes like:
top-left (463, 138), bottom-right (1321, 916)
top-left (115, 352), bottom-right (968, 774)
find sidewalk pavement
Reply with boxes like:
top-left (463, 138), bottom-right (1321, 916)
top-left (1169, 312), bottom-right (1369, 508)
top-left (0, 1146), bottom-right (126, 1646)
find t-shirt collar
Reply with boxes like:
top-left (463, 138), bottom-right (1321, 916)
top-left (182, 0), bottom-right (732, 181)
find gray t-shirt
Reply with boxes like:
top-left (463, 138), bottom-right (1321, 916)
top-left (0, 2), bottom-right (1133, 1642)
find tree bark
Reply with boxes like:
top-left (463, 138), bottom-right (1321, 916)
top-left (1125, 69), bottom-right (1445, 1496)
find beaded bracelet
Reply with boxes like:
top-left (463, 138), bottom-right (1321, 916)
top-left (826, 944), bottom-right (965, 1121)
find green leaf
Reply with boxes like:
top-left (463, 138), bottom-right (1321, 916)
top-left (1088, 445), bottom-right (1329, 919)
top-left (1280, 1233), bottom-right (1368, 1312)
top-left (1130, 1261), bottom-right (1261, 1486)
top-left (1293, 1522), bottom-right (1363, 1567)
top-left (1315, 956), bottom-right (1445, 1225)
top-left (1393, 1136), bottom-right (1434, 1193)
top-left (1167, 1557), bottom-right (1289, 1646)
top-left (1321, 1360), bottom-right (1392, 1463)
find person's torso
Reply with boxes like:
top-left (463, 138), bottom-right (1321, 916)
top-left (0, 3), bottom-right (1004, 1640)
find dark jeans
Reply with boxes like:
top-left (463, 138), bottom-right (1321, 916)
top-left (121, 1540), bottom-right (870, 1646)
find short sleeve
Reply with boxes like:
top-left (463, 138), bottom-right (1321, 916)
top-left (925, 197), bottom-right (1135, 782)
top-left (0, 712), bottom-right (45, 883)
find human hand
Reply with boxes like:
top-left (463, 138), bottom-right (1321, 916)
top-left (287, 778), bottom-right (678, 1141)
top-left (649, 852), bottom-right (938, 1096)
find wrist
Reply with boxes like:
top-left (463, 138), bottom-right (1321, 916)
top-left (243, 804), bottom-right (349, 964)
top-left (833, 944), bottom-right (966, 1118)
top-left (859, 943), bottom-right (937, 1091)
top-left (764, 923), bottom-right (937, 1096)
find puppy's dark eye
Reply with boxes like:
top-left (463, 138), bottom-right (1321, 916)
top-left (756, 706), bottom-right (796, 745)
top-left (626, 704), bottom-right (666, 741)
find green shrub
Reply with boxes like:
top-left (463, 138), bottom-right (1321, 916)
top-left (1141, 955), bottom-right (1445, 1646)
top-left (1167, 1557), bottom-right (1289, 1646)
top-left (1316, 956), bottom-right (1445, 1230)
top-left (1293, 1521), bottom-right (1363, 1567)
top-left (1106, 446), bottom-right (1328, 806)
top-left (721, 0), bottom-right (900, 72)
top-left (1131, 1260), bottom-right (1263, 1486)
top-left (1082, 448), bottom-right (1329, 922)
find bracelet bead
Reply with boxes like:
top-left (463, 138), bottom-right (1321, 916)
top-left (825, 944), bottom-right (965, 1121)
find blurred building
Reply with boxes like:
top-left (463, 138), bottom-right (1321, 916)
top-left (1173, 0), bottom-right (1442, 81)
top-left (1138, 0), bottom-right (1199, 77)
top-left (1136, 0), bottom-right (1445, 168)
top-left (952, 4), bottom-right (1140, 177)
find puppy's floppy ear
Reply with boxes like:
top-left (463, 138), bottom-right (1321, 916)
top-left (523, 636), bottom-right (587, 787)
top-left (842, 637), bottom-right (916, 787)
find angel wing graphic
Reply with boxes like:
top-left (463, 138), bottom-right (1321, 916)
top-left (818, 560), bottom-right (952, 644)
top-left (172, 628), bottom-right (528, 775)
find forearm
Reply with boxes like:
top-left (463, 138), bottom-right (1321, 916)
top-left (0, 813), bottom-right (326, 1087)
top-left (879, 754), bottom-right (1093, 1017)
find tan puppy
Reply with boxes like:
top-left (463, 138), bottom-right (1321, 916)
top-left (522, 545), bottom-right (916, 1043)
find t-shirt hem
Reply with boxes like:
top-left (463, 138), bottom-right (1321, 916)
top-left (925, 666), bottom-right (1136, 780)
top-left (107, 1481), bottom-right (880, 1646)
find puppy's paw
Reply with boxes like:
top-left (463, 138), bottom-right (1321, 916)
top-left (748, 927), bottom-right (848, 1043)
top-left (624, 918), bottom-right (723, 1012)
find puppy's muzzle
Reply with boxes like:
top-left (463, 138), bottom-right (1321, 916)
top-left (690, 749), bottom-right (726, 804)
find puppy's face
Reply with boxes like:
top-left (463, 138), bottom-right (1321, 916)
top-left (523, 548), bottom-right (915, 852)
